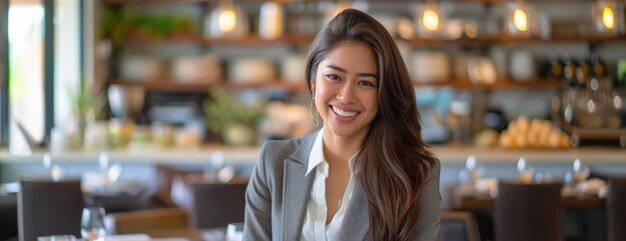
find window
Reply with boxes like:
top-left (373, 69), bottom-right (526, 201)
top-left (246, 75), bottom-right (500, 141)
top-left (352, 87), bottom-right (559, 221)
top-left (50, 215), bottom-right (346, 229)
top-left (8, 0), bottom-right (45, 153)
top-left (4, 0), bottom-right (82, 152)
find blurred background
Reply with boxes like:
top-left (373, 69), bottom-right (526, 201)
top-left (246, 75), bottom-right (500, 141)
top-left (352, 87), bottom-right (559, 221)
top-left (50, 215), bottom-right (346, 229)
top-left (0, 0), bottom-right (626, 241)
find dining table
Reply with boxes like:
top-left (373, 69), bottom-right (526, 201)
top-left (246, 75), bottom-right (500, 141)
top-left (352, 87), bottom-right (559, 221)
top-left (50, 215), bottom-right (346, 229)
top-left (102, 228), bottom-right (227, 241)
top-left (448, 184), bottom-right (608, 241)
top-left (448, 184), bottom-right (606, 211)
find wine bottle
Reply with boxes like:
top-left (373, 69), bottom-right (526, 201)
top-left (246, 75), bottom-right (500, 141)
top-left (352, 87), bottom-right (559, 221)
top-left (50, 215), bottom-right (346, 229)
top-left (562, 54), bottom-right (577, 87)
top-left (575, 56), bottom-right (590, 87)
top-left (546, 54), bottom-right (563, 81)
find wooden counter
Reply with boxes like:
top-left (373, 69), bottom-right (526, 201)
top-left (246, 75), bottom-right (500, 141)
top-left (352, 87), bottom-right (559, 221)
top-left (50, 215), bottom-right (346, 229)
top-left (1, 145), bottom-right (625, 165)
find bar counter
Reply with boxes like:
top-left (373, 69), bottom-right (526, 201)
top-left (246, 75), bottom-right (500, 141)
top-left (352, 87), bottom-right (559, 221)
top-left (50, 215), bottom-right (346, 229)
top-left (0, 145), bottom-right (625, 165)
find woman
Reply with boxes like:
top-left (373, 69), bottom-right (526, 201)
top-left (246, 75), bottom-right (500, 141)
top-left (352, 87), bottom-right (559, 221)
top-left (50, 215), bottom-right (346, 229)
top-left (244, 9), bottom-right (440, 241)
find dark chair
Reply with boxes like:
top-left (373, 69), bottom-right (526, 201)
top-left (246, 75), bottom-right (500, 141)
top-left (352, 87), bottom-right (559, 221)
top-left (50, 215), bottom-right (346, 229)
top-left (104, 207), bottom-right (189, 234)
top-left (608, 178), bottom-right (626, 241)
top-left (18, 180), bottom-right (84, 241)
top-left (440, 210), bottom-right (481, 241)
top-left (494, 182), bottom-right (563, 241)
top-left (190, 182), bottom-right (247, 228)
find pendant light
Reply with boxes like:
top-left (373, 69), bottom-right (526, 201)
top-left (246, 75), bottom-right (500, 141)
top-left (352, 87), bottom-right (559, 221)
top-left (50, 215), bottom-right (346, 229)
top-left (592, 0), bottom-right (625, 35)
top-left (415, 0), bottom-right (446, 39)
top-left (206, 0), bottom-right (249, 39)
top-left (505, 0), bottom-right (538, 38)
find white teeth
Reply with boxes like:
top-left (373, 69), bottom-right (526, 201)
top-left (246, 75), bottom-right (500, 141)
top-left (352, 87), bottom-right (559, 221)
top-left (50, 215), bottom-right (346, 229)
top-left (332, 106), bottom-right (358, 117)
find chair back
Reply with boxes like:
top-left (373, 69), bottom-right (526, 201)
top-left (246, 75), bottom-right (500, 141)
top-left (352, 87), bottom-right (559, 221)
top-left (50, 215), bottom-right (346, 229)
top-left (608, 178), bottom-right (626, 241)
top-left (191, 182), bottom-right (247, 228)
top-left (18, 180), bottom-right (84, 241)
top-left (494, 182), bottom-right (563, 241)
top-left (104, 207), bottom-right (189, 234)
top-left (440, 211), bottom-right (481, 241)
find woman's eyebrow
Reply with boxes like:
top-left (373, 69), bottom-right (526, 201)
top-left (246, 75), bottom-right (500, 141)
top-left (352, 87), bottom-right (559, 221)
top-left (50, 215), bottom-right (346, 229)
top-left (326, 65), bottom-right (378, 79)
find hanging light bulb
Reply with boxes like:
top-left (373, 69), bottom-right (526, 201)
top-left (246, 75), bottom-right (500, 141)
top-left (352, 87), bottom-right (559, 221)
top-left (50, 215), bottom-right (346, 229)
top-left (415, 0), bottom-right (446, 38)
top-left (593, 0), bottom-right (624, 35)
top-left (423, 8), bottom-right (440, 32)
top-left (219, 9), bottom-right (237, 32)
top-left (513, 8), bottom-right (528, 32)
top-left (505, 1), bottom-right (538, 38)
top-left (602, 6), bottom-right (615, 29)
top-left (206, 0), bottom-right (249, 39)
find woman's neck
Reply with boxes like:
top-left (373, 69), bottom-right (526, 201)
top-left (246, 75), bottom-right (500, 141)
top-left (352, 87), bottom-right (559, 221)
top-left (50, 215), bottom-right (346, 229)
top-left (322, 129), bottom-right (365, 165)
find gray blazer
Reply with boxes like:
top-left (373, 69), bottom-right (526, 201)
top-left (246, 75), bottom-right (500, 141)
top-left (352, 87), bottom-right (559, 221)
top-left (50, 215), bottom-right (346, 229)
top-left (243, 131), bottom-right (441, 241)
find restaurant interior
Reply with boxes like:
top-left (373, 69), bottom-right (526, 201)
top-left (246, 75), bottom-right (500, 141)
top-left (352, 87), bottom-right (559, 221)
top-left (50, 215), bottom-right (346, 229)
top-left (1, 0), bottom-right (626, 240)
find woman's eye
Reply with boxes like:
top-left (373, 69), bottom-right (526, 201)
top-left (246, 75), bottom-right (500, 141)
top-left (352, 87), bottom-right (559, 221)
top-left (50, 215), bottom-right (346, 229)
top-left (326, 74), bottom-right (340, 81)
top-left (359, 80), bottom-right (376, 87)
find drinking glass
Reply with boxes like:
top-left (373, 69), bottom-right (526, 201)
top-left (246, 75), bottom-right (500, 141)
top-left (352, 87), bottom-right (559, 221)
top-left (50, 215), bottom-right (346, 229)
top-left (573, 158), bottom-right (590, 184)
top-left (460, 155), bottom-right (483, 185)
top-left (517, 157), bottom-right (534, 184)
top-left (225, 222), bottom-right (244, 241)
top-left (37, 235), bottom-right (76, 241)
top-left (81, 207), bottom-right (107, 241)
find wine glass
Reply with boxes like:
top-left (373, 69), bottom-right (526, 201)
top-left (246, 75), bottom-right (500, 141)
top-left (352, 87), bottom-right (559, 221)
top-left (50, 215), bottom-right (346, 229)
top-left (573, 158), bottom-right (590, 183)
top-left (468, 156), bottom-right (482, 181)
top-left (225, 222), bottom-right (244, 241)
top-left (517, 157), bottom-right (534, 184)
top-left (107, 162), bottom-right (122, 185)
top-left (81, 207), bottom-right (107, 241)
top-left (43, 153), bottom-right (63, 182)
top-left (98, 152), bottom-right (110, 185)
top-left (49, 164), bottom-right (64, 182)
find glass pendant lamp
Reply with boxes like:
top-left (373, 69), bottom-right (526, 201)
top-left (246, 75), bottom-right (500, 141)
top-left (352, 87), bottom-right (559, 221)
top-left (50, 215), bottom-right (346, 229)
top-left (592, 0), bottom-right (625, 36)
top-left (415, 0), bottom-right (446, 39)
top-left (206, 0), bottom-right (249, 39)
top-left (505, 0), bottom-right (538, 38)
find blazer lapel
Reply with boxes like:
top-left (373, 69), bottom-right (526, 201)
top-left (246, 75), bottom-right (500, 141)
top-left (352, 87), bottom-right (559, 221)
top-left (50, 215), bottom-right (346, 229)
top-left (338, 184), bottom-right (370, 241)
top-left (281, 132), bottom-right (317, 240)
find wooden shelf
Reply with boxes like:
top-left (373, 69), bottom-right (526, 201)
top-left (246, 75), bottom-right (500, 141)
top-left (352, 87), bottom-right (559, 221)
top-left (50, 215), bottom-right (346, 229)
top-left (104, 0), bottom-right (601, 6)
top-left (104, 0), bottom-right (293, 5)
top-left (112, 78), bottom-right (562, 92)
top-left (111, 79), bottom-right (306, 92)
top-left (123, 35), bottom-right (626, 50)
top-left (432, 78), bottom-right (563, 90)
top-left (200, 35), bottom-right (315, 46)
top-left (124, 35), bottom-right (315, 48)
top-left (408, 36), bottom-right (626, 48)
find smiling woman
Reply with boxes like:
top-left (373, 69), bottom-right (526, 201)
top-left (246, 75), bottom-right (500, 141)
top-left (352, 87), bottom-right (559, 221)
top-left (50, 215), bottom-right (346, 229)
top-left (244, 9), bottom-right (440, 241)
top-left (313, 41), bottom-right (379, 145)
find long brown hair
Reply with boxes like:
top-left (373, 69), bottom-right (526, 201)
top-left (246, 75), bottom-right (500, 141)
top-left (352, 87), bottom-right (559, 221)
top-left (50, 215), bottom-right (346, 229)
top-left (305, 9), bottom-right (437, 241)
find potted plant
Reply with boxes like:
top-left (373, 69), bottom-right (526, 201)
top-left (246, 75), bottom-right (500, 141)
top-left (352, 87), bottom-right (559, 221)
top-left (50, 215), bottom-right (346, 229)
top-left (70, 82), bottom-right (107, 147)
top-left (203, 88), bottom-right (265, 146)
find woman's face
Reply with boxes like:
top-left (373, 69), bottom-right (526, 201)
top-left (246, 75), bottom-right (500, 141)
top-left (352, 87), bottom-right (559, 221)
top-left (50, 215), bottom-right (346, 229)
top-left (313, 41), bottom-right (379, 141)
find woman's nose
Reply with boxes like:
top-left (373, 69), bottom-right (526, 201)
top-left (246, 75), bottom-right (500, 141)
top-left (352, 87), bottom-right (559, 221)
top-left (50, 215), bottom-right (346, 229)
top-left (336, 83), bottom-right (356, 103)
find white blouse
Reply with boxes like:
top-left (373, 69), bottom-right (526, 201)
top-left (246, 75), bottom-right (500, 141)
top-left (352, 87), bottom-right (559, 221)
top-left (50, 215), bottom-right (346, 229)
top-left (300, 129), bottom-right (357, 241)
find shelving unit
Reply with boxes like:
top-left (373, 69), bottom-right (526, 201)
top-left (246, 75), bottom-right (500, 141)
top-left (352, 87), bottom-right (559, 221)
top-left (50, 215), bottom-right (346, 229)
top-left (95, 0), bottom-right (626, 149)
top-left (102, 0), bottom-right (625, 94)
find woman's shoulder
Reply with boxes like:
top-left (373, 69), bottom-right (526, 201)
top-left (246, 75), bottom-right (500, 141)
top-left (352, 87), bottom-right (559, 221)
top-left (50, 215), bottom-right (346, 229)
top-left (257, 131), bottom-right (318, 168)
